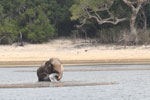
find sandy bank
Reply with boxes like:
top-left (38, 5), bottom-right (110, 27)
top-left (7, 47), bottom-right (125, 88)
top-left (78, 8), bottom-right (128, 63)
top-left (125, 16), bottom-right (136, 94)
top-left (0, 39), bottom-right (150, 67)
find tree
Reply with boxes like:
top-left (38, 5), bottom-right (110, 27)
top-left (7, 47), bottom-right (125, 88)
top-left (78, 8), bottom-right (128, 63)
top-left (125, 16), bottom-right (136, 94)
top-left (0, 0), bottom-right (74, 44)
top-left (45, 0), bottom-right (75, 36)
top-left (20, 7), bottom-right (55, 43)
top-left (122, 0), bottom-right (150, 35)
top-left (0, 18), bottom-right (18, 44)
top-left (70, 0), bottom-right (127, 27)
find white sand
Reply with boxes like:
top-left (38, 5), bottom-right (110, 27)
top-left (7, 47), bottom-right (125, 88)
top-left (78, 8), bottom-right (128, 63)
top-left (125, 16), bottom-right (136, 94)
top-left (0, 38), bottom-right (150, 65)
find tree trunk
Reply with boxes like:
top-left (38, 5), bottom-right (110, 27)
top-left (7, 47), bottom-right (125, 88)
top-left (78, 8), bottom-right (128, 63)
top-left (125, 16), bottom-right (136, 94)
top-left (18, 32), bottom-right (24, 46)
top-left (129, 12), bottom-right (139, 44)
top-left (130, 14), bottom-right (137, 35)
top-left (141, 9), bottom-right (147, 31)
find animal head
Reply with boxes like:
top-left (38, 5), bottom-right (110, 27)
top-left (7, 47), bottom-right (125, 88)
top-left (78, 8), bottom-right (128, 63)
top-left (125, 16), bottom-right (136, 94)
top-left (44, 61), bottom-right (53, 73)
top-left (49, 58), bottom-right (64, 80)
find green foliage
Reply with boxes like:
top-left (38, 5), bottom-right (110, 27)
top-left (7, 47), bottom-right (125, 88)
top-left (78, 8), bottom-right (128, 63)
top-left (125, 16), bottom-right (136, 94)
top-left (0, 0), bottom-right (74, 44)
top-left (25, 23), bottom-right (54, 43)
top-left (0, 0), bottom-right (150, 44)
top-left (110, 0), bottom-right (131, 18)
top-left (0, 18), bottom-right (18, 44)
top-left (20, 8), bottom-right (55, 43)
top-left (70, 0), bottom-right (112, 20)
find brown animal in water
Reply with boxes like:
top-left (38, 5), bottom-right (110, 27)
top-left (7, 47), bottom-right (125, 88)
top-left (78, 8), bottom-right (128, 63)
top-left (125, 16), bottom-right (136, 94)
top-left (37, 58), bottom-right (64, 82)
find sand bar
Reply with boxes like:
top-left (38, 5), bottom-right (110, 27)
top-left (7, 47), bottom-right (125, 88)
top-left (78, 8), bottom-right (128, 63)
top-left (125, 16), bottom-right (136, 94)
top-left (0, 82), bottom-right (117, 88)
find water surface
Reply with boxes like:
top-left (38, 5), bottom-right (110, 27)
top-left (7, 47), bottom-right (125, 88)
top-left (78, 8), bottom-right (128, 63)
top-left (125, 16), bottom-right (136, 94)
top-left (0, 65), bottom-right (150, 100)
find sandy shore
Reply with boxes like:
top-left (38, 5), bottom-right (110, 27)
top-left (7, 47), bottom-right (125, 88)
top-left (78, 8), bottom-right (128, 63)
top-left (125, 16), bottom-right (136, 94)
top-left (0, 38), bottom-right (150, 67)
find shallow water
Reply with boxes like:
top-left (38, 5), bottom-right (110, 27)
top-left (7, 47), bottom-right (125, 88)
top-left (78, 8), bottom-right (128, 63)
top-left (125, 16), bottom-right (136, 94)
top-left (0, 65), bottom-right (150, 100)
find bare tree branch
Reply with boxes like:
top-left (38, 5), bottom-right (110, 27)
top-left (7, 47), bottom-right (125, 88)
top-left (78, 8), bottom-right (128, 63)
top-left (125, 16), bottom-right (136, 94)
top-left (122, 0), bottom-right (148, 14)
top-left (94, 11), bottom-right (102, 20)
top-left (122, 0), bottom-right (136, 10)
top-left (84, 7), bottom-right (126, 25)
top-left (101, 17), bottom-right (127, 25)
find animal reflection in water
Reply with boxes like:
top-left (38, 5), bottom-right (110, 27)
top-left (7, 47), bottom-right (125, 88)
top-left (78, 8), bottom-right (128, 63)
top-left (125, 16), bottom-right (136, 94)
top-left (37, 58), bottom-right (64, 82)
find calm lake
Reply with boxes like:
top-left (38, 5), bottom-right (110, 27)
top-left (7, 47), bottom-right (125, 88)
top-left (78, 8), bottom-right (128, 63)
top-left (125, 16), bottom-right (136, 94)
top-left (0, 65), bottom-right (150, 100)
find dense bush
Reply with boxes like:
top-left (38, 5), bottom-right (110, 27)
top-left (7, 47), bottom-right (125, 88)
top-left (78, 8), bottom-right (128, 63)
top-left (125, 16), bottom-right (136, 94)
top-left (0, 0), bottom-right (74, 44)
top-left (0, 0), bottom-right (150, 45)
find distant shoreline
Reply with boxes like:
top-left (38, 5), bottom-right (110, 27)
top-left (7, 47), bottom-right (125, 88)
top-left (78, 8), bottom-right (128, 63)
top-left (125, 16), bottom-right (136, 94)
top-left (0, 59), bottom-right (150, 67)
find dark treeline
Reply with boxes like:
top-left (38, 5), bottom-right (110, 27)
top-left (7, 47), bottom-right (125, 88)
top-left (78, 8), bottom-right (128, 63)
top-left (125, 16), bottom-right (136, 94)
top-left (0, 0), bottom-right (150, 45)
top-left (0, 0), bottom-right (75, 44)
